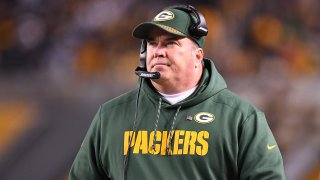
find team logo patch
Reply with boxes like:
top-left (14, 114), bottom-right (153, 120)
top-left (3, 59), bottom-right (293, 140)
top-left (194, 112), bottom-right (215, 124)
top-left (153, 10), bottom-right (174, 22)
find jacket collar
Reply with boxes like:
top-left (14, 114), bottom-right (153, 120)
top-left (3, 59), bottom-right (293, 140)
top-left (141, 58), bottom-right (227, 108)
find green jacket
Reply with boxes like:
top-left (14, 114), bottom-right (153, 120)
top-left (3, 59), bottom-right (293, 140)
top-left (69, 59), bottom-right (285, 180)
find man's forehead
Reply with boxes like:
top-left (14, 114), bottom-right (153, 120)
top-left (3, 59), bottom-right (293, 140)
top-left (147, 28), bottom-right (185, 41)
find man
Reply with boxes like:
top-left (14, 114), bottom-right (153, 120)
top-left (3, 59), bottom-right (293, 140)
top-left (69, 5), bottom-right (285, 180)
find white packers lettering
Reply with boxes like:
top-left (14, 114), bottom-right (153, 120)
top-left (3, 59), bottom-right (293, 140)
top-left (140, 73), bottom-right (154, 78)
top-left (124, 130), bottom-right (209, 156)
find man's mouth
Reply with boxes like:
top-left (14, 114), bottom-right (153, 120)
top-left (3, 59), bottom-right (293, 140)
top-left (151, 62), bottom-right (170, 68)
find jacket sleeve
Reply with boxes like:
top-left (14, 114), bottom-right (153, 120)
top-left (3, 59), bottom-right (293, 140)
top-left (238, 111), bottom-right (286, 180)
top-left (69, 107), bottom-right (110, 180)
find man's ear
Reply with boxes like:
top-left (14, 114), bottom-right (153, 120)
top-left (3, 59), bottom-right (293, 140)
top-left (194, 48), bottom-right (204, 66)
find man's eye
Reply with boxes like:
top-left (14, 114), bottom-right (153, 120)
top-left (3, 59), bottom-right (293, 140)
top-left (167, 41), bottom-right (177, 46)
top-left (147, 41), bottom-right (157, 46)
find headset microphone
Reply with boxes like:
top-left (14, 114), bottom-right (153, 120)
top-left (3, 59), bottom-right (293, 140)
top-left (135, 40), bottom-right (160, 79)
top-left (135, 71), bottom-right (160, 79)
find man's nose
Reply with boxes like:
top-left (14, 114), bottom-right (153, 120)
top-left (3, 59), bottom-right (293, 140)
top-left (154, 45), bottom-right (166, 58)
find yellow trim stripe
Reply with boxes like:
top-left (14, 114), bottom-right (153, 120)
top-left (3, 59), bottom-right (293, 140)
top-left (156, 24), bottom-right (185, 36)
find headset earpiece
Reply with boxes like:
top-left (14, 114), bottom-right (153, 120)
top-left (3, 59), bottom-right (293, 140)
top-left (188, 5), bottom-right (208, 38)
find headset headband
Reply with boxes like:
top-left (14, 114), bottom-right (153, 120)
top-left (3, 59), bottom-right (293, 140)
top-left (164, 5), bottom-right (208, 38)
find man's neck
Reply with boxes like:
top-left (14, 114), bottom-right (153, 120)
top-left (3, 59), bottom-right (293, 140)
top-left (158, 85), bottom-right (198, 104)
top-left (151, 80), bottom-right (196, 94)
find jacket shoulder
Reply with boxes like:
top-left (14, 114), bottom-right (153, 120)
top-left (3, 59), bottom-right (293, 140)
top-left (100, 89), bottom-right (138, 112)
top-left (214, 89), bottom-right (261, 117)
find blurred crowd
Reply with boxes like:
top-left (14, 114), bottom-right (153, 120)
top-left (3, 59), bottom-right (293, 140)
top-left (0, 0), bottom-right (319, 179)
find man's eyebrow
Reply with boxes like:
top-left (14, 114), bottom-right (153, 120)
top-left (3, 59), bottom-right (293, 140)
top-left (166, 36), bottom-right (181, 41)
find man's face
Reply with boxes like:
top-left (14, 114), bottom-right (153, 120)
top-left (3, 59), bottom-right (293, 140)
top-left (146, 28), bottom-right (202, 92)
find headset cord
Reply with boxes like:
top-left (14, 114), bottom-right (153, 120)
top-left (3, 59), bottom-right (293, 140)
top-left (123, 78), bottom-right (143, 180)
top-left (166, 106), bottom-right (181, 155)
top-left (151, 98), bottom-right (162, 151)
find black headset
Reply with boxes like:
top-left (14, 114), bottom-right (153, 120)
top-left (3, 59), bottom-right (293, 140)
top-left (134, 4), bottom-right (208, 79)
top-left (173, 5), bottom-right (208, 38)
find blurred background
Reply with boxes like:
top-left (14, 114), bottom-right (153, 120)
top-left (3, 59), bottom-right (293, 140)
top-left (0, 0), bottom-right (319, 179)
